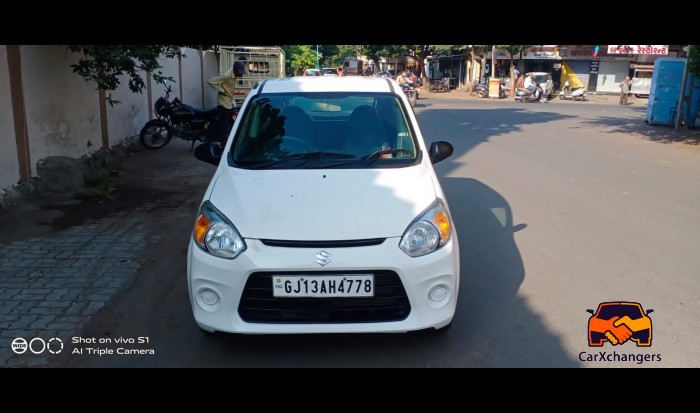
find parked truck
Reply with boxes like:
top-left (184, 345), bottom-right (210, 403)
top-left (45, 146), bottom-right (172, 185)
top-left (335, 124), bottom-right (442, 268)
top-left (343, 56), bottom-right (364, 76)
top-left (631, 64), bottom-right (653, 97)
top-left (219, 46), bottom-right (286, 105)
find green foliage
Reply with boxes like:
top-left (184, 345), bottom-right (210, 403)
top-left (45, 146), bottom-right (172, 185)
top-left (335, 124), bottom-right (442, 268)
top-left (319, 45), bottom-right (349, 67)
top-left (280, 45), bottom-right (319, 75)
top-left (65, 45), bottom-right (213, 106)
top-left (83, 166), bottom-right (116, 201)
top-left (496, 45), bottom-right (529, 57)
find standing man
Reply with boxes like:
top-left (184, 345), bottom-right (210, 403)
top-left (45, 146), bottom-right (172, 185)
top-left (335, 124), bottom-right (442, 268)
top-left (619, 76), bottom-right (632, 105)
top-left (208, 59), bottom-right (246, 144)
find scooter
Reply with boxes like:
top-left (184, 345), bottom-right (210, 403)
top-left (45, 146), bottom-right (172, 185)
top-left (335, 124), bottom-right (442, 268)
top-left (401, 82), bottom-right (418, 107)
top-left (514, 84), bottom-right (546, 103)
top-left (558, 80), bottom-right (587, 101)
top-left (476, 83), bottom-right (488, 97)
top-left (476, 81), bottom-right (507, 98)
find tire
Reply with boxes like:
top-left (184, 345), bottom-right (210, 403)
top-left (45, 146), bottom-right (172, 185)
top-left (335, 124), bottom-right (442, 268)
top-left (477, 90), bottom-right (487, 98)
top-left (140, 119), bottom-right (173, 149)
top-left (408, 91), bottom-right (417, 107)
top-left (559, 94), bottom-right (565, 100)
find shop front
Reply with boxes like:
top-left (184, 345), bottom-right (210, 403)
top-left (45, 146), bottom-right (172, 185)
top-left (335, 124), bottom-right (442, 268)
top-left (427, 54), bottom-right (466, 89)
top-left (520, 46), bottom-right (562, 90)
top-left (557, 46), bottom-right (677, 93)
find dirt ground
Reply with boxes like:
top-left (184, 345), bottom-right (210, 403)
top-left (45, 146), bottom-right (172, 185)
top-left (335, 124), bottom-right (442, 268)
top-left (0, 138), bottom-right (213, 246)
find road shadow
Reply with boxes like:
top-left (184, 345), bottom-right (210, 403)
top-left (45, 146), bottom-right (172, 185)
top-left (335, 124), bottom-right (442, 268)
top-left (415, 107), bottom-right (577, 169)
top-left (439, 177), bottom-right (577, 366)
top-left (578, 114), bottom-right (700, 145)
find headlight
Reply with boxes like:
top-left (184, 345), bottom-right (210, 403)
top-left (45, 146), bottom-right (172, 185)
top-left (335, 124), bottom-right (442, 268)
top-left (399, 199), bottom-right (452, 257)
top-left (193, 201), bottom-right (246, 259)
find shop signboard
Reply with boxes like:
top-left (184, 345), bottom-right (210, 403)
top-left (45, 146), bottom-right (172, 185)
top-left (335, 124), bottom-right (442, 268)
top-left (607, 45), bottom-right (669, 55)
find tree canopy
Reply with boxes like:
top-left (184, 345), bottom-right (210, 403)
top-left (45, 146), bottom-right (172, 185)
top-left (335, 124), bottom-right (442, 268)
top-left (65, 45), bottom-right (214, 106)
top-left (280, 45), bottom-right (320, 75)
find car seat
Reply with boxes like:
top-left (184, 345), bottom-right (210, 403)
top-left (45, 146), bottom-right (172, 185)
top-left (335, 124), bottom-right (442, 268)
top-left (346, 105), bottom-right (387, 157)
top-left (280, 106), bottom-right (313, 139)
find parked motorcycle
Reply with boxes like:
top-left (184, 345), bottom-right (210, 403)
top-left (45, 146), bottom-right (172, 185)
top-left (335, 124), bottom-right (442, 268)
top-left (476, 83), bottom-right (488, 97)
top-left (476, 81), bottom-right (507, 98)
top-left (139, 80), bottom-right (239, 150)
top-left (514, 84), bottom-right (546, 103)
top-left (428, 78), bottom-right (450, 92)
top-left (558, 80), bottom-right (587, 101)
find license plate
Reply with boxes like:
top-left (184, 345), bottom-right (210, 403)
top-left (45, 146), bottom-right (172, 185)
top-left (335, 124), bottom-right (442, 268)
top-left (272, 275), bottom-right (374, 297)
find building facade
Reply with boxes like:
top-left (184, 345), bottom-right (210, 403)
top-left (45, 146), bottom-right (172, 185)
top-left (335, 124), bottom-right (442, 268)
top-left (0, 45), bottom-right (220, 195)
top-left (485, 45), bottom-right (682, 93)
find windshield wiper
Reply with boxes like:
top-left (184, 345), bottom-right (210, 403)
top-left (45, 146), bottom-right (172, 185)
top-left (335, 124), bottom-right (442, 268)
top-left (237, 159), bottom-right (298, 169)
top-left (286, 151), bottom-right (355, 159)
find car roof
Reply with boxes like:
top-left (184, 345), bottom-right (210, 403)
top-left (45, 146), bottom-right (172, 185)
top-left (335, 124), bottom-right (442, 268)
top-left (255, 76), bottom-right (396, 94)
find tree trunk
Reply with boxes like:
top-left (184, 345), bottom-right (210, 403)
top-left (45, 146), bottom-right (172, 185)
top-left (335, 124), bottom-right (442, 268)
top-left (468, 50), bottom-right (476, 94)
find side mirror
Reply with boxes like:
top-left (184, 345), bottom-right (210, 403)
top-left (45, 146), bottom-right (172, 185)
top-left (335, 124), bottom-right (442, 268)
top-left (513, 223), bottom-right (528, 233)
top-left (586, 309), bottom-right (595, 315)
top-left (194, 142), bottom-right (222, 166)
top-left (646, 309), bottom-right (654, 315)
top-left (428, 141), bottom-right (454, 164)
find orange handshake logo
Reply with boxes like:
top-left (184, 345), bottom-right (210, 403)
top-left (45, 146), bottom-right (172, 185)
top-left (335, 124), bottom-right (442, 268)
top-left (587, 302), bottom-right (653, 347)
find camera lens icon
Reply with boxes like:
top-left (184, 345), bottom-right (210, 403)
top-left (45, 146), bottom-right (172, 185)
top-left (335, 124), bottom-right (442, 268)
top-left (11, 337), bottom-right (63, 355)
top-left (11, 338), bottom-right (28, 354)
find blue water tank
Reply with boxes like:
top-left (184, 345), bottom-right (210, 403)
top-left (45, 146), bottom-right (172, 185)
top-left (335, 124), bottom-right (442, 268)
top-left (645, 57), bottom-right (700, 126)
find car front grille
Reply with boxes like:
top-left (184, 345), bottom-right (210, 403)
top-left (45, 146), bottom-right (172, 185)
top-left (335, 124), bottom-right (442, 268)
top-left (238, 270), bottom-right (410, 323)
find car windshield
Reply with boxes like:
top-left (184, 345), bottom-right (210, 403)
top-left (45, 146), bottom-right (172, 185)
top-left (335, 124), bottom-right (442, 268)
top-left (533, 74), bottom-right (549, 83)
top-left (321, 68), bottom-right (337, 75)
top-left (596, 303), bottom-right (644, 320)
top-left (231, 92), bottom-right (418, 169)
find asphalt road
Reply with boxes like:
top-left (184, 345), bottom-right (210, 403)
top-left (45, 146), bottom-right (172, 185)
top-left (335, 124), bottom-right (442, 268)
top-left (50, 97), bottom-right (700, 367)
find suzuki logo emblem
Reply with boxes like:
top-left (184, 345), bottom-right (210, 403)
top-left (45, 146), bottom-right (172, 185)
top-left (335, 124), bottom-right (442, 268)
top-left (315, 250), bottom-right (331, 266)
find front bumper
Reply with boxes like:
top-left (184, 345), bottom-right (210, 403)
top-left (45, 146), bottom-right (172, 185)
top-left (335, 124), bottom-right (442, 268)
top-left (187, 236), bottom-right (460, 334)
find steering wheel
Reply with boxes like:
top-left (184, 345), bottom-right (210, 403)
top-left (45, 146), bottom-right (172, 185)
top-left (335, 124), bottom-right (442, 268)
top-left (364, 148), bottom-right (414, 159)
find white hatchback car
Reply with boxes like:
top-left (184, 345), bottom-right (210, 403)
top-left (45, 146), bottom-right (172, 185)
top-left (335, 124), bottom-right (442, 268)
top-left (189, 76), bottom-right (460, 335)
top-left (527, 72), bottom-right (554, 98)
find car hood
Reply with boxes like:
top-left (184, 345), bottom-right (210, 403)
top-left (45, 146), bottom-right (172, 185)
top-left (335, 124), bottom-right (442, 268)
top-left (207, 164), bottom-right (438, 240)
